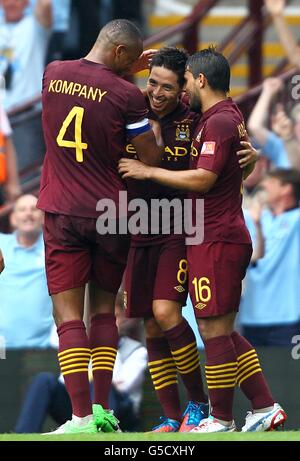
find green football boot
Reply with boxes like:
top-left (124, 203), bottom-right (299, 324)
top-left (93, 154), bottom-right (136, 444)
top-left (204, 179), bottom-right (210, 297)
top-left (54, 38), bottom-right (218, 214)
top-left (93, 404), bottom-right (121, 432)
top-left (43, 416), bottom-right (98, 434)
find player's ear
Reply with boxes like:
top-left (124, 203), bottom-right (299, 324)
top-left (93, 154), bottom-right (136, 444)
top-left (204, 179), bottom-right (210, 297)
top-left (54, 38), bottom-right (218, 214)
top-left (198, 73), bottom-right (206, 88)
top-left (115, 44), bottom-right (127, 59)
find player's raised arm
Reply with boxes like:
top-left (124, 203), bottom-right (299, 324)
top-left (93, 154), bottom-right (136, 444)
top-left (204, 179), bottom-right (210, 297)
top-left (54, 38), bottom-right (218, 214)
top-left (35, 0), bottom-right (53, 28)
top-left (265, 0), bottom-right (300, 69)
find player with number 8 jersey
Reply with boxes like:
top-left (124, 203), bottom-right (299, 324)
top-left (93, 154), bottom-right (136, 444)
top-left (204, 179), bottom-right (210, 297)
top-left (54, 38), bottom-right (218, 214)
top-left (123, 48), bottom-right (209, 433)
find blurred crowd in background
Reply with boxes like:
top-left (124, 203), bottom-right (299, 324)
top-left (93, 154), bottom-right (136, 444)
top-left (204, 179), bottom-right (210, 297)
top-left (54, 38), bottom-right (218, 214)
top-left (0, 0), bottom-right (300, 432)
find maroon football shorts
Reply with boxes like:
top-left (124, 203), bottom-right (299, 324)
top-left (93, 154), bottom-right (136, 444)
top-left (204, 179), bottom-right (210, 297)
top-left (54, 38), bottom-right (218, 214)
top-left (187, 241), bottom-right (252, 318)
top-left (44, 212), bottom-right (130, 295)
top-left (124, 238), bottom-right (188, 318)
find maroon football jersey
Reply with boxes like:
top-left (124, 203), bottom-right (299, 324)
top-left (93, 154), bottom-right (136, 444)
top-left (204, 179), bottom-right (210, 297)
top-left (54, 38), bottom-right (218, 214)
top-left (125, 100), bottom-right (199, 245)
top-left (189, 98), bottom-right (251, 244)
top-left (37, 59), bottom-right (149, 217)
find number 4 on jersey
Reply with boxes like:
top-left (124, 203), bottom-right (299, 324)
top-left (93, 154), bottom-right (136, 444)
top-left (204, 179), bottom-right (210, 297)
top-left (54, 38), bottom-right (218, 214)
top-left (56, 106), bottom-right (88, 163)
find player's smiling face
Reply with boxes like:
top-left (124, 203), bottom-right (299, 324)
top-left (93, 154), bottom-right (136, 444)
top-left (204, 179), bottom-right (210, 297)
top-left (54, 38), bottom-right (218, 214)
top-left (147, 66), bottom-right (182, 118)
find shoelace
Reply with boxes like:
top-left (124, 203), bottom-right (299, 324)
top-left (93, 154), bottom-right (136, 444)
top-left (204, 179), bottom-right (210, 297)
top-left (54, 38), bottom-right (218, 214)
top-left (184, 402), bottom-right (204, 426)
top-left (152, 416), bottom-right (178, 431)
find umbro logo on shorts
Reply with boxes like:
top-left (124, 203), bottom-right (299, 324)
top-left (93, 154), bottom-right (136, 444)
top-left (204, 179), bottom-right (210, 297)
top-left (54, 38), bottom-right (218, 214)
top-left (174, 285), bottom-right (185, 293)
top-left (195, 302), bottom-right (206, 310)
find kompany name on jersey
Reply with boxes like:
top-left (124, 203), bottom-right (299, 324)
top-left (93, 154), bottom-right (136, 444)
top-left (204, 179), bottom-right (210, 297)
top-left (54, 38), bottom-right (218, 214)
top-left (48, 79), bottom-right (108, 103)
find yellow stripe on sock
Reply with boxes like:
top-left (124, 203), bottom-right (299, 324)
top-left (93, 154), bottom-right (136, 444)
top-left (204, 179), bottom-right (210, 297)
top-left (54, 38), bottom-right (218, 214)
top-left (60, 362), bottom-right (90, 371)
top-left (62, 368), bottom-right (89, 376)
top-left (151, 367), bottom-right (177, 380)
top-left (171, 341), bottom-right (197, 356)
top-left (58, 348), bottom-right (91, 357)
top-left (91, 366), bottom-right (114, 372)
top-left (238, 352), bottom-right (257, 367)
top-left (155, 379), bottom-right (178, 390)
top-left (148, 357), bottom-right (175, 366)
top-left (173, 349), bottom-right (199, 367)
top-left (92, 361), bottom-right (116, 368)
top-left (237, 364), bottom-right (262, 384)
top-left (180, 361), bottom-right (202, 375)
top-left (92, 356), bottom-right (116, 364)
top-left (205, 371), bottom-right (237, 379)
top-left (59, 357), bottom-right (91, 366)
top-left (152, 373), bottom-right (178, 386)
top-left (238, 368), bottom-right (262, 385)
top-left (58, 357), bottom-right (90, 365)
top-left (91, 351), bottom-right (117, 359)
top-left (237, 358), bottom-right (260, 374)
top-left (175, 356), bottom-right (200, 373)
top-left (171, 345), bottom-right (198, 362)
top-left (205, 362), bottom-right (238, 370)
top-left (58, 352), bottom-right (91, 361)
top-left (237, 349), bottom-right (257, 361)
top-left (149, 361), bottom-right (176, 373)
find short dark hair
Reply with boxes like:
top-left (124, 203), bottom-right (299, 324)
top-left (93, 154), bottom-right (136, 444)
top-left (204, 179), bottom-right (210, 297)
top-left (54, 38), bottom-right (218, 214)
top-left (267, 168), bottom-right (300, 203)
top-left (150, 47), bottom-right (189, 88)
top-left (187, 46), bottom-right (230, 93)
top-left (98, 19), bottom-right (143, 46)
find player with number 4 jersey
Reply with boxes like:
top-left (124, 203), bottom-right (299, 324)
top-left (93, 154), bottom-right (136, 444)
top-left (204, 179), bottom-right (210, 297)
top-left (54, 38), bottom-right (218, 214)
top-left (37, 20), bottom-right (163, 434)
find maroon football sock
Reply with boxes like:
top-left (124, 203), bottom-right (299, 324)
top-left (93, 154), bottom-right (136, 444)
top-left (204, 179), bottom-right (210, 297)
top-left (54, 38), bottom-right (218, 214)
top-left (164, 319), bottom-right (207, 403)
top-left (57, 320), bottom-right (92, 417)
top-left (89, 313), bottom-right (118, 409)
top-left (231, 331), bottom-right (274, 409)
top-left (204, 335), bottom-right (238, 421)
top-left (146, 336), bottom-right (182, 421)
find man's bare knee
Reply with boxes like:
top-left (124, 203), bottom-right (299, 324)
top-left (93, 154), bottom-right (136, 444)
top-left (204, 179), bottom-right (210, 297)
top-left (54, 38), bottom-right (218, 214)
top-left (197, 312), bottom-right (236, 341)
top-left (144, 317), bottom-right (164, 339)
top-left (152, 300), bottom-right (182, 331)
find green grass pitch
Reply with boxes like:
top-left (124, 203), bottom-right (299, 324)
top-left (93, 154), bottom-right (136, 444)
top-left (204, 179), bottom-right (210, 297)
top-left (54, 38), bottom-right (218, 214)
top-left (1, 431), bottom-right (300, 441)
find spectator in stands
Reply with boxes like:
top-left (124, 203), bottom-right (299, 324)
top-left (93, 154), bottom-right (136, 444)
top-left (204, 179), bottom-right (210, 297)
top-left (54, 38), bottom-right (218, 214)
top-left (265, 0), bottom-right (300, 70)
top-left (247, 77), bottom-right (291, 169)
top-left (264, 0), bottom-right (300, 171)
top-left (0, 104), bottom-right (20, 204)
top-left (14, 293), bottom-right (148, 433)
top-left (248, 77), bottom-right (300, 171)
top-left (240, 169), bottom-right (300, 346)
top-left (0, 194), bottom-right (53, 348)
top-left (0, 0), bottom-right (52, 112)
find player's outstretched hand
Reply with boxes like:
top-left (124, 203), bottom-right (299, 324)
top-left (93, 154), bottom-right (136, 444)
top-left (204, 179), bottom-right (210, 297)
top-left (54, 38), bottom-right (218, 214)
top-left (0, 249), bottom-right (4, 274)
top-left (237, 141), bottom-right (259, 168)
top-left (130, 49), bottom-right (158, 74)
top-left (264, 0), bottom-right (285, 17)
top-left (118, 158), bottom-right (152, 180)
